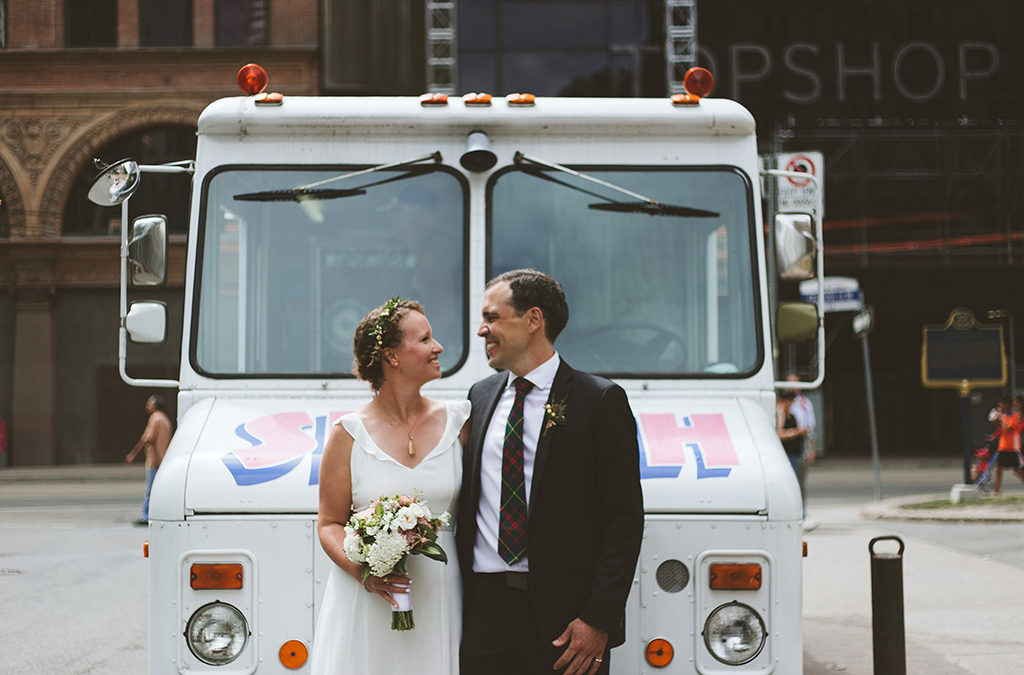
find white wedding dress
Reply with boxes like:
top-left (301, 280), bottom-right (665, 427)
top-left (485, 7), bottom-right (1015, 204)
top-left (311, 400), bottom-right (470, 675)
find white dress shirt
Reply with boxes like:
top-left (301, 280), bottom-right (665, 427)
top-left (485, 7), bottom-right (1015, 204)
top-left (791, 394), bottom-right (816, 455)
top-left (473, 352), bottom-right (561, 573)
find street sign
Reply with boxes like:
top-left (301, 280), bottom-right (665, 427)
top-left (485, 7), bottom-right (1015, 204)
top-left (776, 151), bottom-right (824, 221)
top-left (921, 308), bottom-right (1006, 394)
top-left (800, 276), bottom-right (864, 313)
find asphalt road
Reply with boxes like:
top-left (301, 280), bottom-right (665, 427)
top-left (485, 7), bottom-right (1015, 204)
top-left (0, 476), bottom-right (147, 674)
top-left (2, 458), bottom-right (1024, 674)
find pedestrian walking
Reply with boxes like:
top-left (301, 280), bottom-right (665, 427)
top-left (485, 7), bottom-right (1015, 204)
top-left (992, 397), bottom-right (1024, 496)
top-left (785, 373), bottom-right (817, 528)
top-left (125, 395), bottom-right (173, 525)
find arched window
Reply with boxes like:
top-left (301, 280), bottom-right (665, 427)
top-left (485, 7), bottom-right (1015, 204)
top-left (63, 125), bottom-right (196, 237)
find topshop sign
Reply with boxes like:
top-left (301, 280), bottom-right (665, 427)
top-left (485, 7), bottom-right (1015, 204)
top-left (699, 41), bottom-right (1000, 104)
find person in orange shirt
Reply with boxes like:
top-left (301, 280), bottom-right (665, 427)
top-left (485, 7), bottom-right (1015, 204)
top-left (993, 397), bottom-right (1024, 496)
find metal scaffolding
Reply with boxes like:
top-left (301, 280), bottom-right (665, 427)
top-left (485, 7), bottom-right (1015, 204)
top-left (665, 0), bottom-right (698, 94)
top-left (426, 0), bottom-right (457, 94)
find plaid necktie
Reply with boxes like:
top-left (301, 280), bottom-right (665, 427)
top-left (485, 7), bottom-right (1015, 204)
top-left (499, 376), bottom-right (534, 565)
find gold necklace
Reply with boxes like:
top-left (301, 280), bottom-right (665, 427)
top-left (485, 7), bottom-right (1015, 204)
top-left (378, 400), bottom-right (419, 456)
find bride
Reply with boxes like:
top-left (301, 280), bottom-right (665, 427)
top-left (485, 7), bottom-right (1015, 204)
top-left (311, 298), bottom-right (469, 674)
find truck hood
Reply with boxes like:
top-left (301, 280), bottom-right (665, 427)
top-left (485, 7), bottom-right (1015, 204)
top-left (178, 398), bottom-right (354, 515)
top-left (165, 395), bottom-right (794, 517)
top-left (635, 396), bottom-right (794, 515)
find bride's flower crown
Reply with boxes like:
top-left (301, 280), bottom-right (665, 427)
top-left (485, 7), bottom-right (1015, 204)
top-left (368, 296), bottom-right (404, 365)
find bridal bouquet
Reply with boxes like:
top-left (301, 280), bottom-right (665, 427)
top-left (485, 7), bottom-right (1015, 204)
top-left (343, 493), bottom-right (450, 630)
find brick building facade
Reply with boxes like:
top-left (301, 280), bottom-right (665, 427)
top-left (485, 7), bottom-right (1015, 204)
top-left (0, 0), bottom-right (319, 465)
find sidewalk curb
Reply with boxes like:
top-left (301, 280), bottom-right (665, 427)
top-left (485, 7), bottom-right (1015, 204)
top-left (0, 465), bottom-right (144, 483)
top-left (861, 492), bottom-right (1024, 522)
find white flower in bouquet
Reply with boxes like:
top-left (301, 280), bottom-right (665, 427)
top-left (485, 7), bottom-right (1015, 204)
top-left (343, 492), bottom-right (451, 631)
top-left (394, 507), bottom-right (418, 531)
top-left (366, 530), bottom-right (410, 578)
top-left (408, 501), bottom-right (429, 520)
top-left (342, 526), bottom-right (366, 564)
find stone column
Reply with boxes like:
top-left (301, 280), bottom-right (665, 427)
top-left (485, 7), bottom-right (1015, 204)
top-left (10, 244), bottom-right (57, 466)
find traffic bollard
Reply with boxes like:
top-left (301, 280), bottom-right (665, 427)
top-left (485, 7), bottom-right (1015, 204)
top-left (869, 535), bottom-right (906, 675)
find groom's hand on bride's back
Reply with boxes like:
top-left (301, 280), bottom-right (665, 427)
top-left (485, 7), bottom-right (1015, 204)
top-left (552, 618), bottom-right (608, 675)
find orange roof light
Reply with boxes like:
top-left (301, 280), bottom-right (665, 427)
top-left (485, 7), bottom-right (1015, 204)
top-left (237, 63), bottom-right (268, 95)
top-left (190, 563), bottom-right (244, 590)
top-left (279, 640), bottom-right (308, 669)
top-left (683, 66), bottom-right (714, 97)
top-left (671, 93), bottom-right (700, 106)
top-left (420, 93), bottom-right (449, 106)
top-left (645, 638), bottom-right (674, 667)
top-left (709, 563), bottom-right (762, 590)
top-left (255, 92), bottom-right (283, 106)
top-left (506, 92), bottom-right (536, 106)
top-left (463, 92), bottom-right (493, 106)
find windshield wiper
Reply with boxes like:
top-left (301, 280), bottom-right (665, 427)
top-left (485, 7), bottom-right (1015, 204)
top-left (513, 151), bottom-right (719, 218)
top-left (233, 151), bottom-right (443, 202)
top-left (234, 187), bottom-right (366, 202)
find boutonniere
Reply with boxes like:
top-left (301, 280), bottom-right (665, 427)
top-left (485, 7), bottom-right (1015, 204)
top-left (542, 396), bottom-right (569, 437)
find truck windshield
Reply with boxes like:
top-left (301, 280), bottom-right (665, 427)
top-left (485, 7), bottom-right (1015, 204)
top-left (489, 166), bottom-right (760, 377)
top-left (194, 167), bottom-right (467, 377)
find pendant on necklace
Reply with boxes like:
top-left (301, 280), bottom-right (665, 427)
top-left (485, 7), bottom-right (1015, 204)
top-left (408, 434), bottom-right (416, 456)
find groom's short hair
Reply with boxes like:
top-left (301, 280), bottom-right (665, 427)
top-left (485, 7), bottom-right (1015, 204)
top-left (487, 269), bottom-right (569, 343)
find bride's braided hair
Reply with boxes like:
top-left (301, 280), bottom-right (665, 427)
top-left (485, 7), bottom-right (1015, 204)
top-left (352, 297), bottom-right (424, 391)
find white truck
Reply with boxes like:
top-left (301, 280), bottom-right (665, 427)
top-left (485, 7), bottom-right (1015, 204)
top-left (89, 64), bottom-right (823, 674)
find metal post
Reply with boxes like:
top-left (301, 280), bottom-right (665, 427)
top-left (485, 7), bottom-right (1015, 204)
top-left (960, 386), bottom-right (972, 484)
top-left (860, 332), bottom-right (882, 501)
top-left (869, 536), bottom-right (906, 675)
top-left (1009, 312), bottom-right (1016, 394)
top-left (986, 308), bottom-right (1015, 395)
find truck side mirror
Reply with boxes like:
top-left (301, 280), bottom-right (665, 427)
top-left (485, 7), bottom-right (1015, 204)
top-left (777, 302), bottom-right (818, 343)
top-left (775, 213), bottom-right (816, 280)
top-left (87, 158), bottom-right (141, 206)
top-left (126, 301), bottom-right (167, 343)
top-left (129, 215), bottom-right (168, 287)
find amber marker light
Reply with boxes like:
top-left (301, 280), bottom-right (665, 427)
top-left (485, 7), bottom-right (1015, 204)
top-left (671, 92), bottom-right (700, 105)
top-left (683, 66), bottom-right (714, 97)
top-left (143, 540), bottom-right (149, 558)
top-left (237, 63), bottom-right (268, 95)
top-left (463, 92), bottom-right (493, 106)
top-left (645, 638), bottom-right (674, 667)
top-left (506, 92), bottom-right (536, 106)
top-left (190, 563), bottom-right (244, 590)
top-left (420, 93), bottom-right (449, 106)
top-left (279, 640), bottom-right (308, 669)
top-left (255, 91), bottom-right (284, 106)
top-left (709, 563), bottom-right (762, 590)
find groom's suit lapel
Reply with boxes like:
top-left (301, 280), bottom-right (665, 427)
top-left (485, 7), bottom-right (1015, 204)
top-left (529, 361), bottom-right (574, 514)
top-left (470, 374), bottom-right (507, 504)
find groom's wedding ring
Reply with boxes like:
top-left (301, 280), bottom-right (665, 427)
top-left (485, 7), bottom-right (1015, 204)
top-left (593, 658), bottom-right (603, 663)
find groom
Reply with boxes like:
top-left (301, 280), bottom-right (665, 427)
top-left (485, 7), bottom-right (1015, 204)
top-left (457, 269), bottom-right (643, 675)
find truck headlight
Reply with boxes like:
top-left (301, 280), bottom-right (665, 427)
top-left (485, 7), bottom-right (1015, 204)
top-left (185, 601), bottom-right (249, 665)
top-left (702, 601), bottom-right (766, 665)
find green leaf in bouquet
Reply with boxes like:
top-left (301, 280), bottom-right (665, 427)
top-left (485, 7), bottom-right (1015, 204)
top-left (418, 543), bottom-right (448, 564)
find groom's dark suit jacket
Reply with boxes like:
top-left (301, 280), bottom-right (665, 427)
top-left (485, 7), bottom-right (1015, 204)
top-left (456, 360), bottom-right (644, 647)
